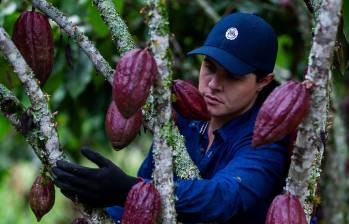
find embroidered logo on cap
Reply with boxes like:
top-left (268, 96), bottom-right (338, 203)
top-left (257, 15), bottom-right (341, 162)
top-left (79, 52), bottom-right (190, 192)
top-left (225, 27), bottom-right (238, 40)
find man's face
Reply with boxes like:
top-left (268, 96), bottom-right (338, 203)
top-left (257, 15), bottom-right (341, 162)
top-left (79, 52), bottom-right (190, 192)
top-left (198, 57), bottom-right (260, 120)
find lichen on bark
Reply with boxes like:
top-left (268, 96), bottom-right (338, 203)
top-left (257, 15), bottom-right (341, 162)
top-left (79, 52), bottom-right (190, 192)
top-left (285, 0), bottom-right (342, 222)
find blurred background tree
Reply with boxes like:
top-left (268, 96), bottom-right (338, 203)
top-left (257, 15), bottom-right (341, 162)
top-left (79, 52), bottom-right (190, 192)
top-left (0, 0), bottom-right (347, 223)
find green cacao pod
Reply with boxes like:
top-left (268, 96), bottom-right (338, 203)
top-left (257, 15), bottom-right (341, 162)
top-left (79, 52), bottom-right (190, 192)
top-left (105, 101), bottom-right (142, 150)
top-left (172, 79), bottom-right (210, 121)
top-left (113, 48), bottom-right (157, 118)
top-left (12, 11), bottom-right (54, 85)
top-left (29, 175), bottom-right (55, 221)
top-left (252, 80), bottom-right (310, 147)
top-left (122, 181), bottom-right (161, 224)
top-left (266, 193), bottom-right (307, 224)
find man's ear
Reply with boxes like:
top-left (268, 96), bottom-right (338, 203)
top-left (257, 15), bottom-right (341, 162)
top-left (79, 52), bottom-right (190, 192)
top-left (256, 73), bottom-right (274, 92)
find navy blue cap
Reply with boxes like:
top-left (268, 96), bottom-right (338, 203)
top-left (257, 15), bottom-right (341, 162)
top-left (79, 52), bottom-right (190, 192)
top-left (188, 12), bottom-right (278, 76)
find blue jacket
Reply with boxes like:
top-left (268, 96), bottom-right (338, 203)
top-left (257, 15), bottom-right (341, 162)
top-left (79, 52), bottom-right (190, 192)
top-left (107, 103), bottom-right (288, 223)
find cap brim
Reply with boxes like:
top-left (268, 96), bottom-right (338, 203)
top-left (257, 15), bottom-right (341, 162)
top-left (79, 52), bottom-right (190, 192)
top-left (187, 46), bottom-right (255, 76)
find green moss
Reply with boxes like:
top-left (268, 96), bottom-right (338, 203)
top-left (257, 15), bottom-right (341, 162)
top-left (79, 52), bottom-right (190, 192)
top-left (153, 1), bottom-right (170, 36)
top-left (305, 152), bottom-right (322, 208)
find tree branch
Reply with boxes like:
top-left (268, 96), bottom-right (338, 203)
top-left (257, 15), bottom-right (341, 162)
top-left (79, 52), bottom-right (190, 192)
top-left (146, 0), bottom-right (177, 222)
top-left (0, 84), bottom-right (37, 137)
top-left (91, 0), bottom-right (136, 55)
top-left (0, 27), bottom-right (113, 224)
top-left (285, 0), bottom-right (342, 222)
top-left (0, 27), bottom-right (62, 167)
top-left (0, 83), bottom-right (61, 168)
top-left (30, 0), bottom-right (115, 84)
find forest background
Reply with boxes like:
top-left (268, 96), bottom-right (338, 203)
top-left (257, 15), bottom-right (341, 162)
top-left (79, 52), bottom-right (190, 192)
top-left (0, 0), bottom-right (348, 223)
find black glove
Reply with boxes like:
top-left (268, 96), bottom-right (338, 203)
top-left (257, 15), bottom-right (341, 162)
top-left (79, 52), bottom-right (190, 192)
top-left (52, 147), bottom-right (138, 208)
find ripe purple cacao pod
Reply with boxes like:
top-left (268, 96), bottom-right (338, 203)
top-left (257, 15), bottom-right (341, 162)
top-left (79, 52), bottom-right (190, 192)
top-left (172, 79), bottom-right (210, 121)
top-left (29, 175), bottom-right (55, 221)
top-left (12, 11), bottom-right (54, 85)
top-left (113, 48), bottom-right (157, 118)
top-left (105, 101), bottom-right (143, 150)
top-left (122, 181), bottom-right (161, 224)
top-left (252, 80), bottom-right (310, 147)
top-left (266, 192), bottom-right (307, 224)
top-left (71, 218), bottom-right (89, 224)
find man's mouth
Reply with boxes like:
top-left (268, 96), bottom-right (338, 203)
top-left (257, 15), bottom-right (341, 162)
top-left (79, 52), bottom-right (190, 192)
top-left (204, 94), bottom-right (223, 105)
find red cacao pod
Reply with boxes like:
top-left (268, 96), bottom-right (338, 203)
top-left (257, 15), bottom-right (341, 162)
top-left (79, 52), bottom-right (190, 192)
top-left (172, 79), bottom-right (210, 121)
top-left (71, 218), bottom-right (89, 224)
top-left (252, 80), bottom-right (310, 147)
top-left (113, 48), bottom-right (157, 118)
top-left (122, 181), bottom-right (161, 224)
top-left (29, 175), bottom-right (55, 221)
top-left (266, 192), bottom-right (307, 224)
top-left (105, 101), bottom-right (143, 150)
top-left (12, 11), bottom-right (54, 85)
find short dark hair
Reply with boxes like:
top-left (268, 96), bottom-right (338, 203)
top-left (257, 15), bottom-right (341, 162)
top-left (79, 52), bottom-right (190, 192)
top-left (254, 71), bottom-right (279, 105)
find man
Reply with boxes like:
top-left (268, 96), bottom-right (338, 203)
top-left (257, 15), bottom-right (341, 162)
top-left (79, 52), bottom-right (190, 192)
top-left (53, 12), bottom-right (288, 223)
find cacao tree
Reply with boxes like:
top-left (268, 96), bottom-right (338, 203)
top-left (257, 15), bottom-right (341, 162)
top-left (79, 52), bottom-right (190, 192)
top-left (0, 0), bottom-right (348, 223)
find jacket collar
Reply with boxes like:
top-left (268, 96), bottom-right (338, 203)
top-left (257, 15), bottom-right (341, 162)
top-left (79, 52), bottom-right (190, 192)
top-left (190, 104), bottom-right (259, 142)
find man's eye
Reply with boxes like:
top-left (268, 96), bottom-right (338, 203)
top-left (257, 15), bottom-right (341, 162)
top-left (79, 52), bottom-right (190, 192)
top-left (204, 63), bottom-right (215, 73)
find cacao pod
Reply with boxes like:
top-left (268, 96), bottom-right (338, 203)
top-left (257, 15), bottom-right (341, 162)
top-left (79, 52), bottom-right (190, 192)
top-left (71, 218), bottom-right (89, 224)
top-left (29, 175), bottom-right (55, 221)
top-left (252, 80), bottom-right (310, 147)
top-left (172, 79), bottom-right (210, 121)
top-left (105, 101), bottom-right (143, 150)
top-left (113, 48), bottom-right (157, 118)
top-left (122, 181), bottom-right (161, 224)
top-left (12, 11), bottom-right (54, 85)
top-left (266, 192), bottom-right (307, 224)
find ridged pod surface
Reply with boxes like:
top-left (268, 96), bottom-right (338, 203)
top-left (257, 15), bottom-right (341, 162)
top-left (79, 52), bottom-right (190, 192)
top-left (122, 181), bottom-right (161, 224)
top-left (12, 11), bottom-right (54, 85)
top-left (252, 81), bottom-right (309, 147)
top-left (266, 193), bottom-right (307, 224)
top-left (113, 48), bottom-right (157, 118)
top-left (105, 101), bottom-right (142, 150)
top-left (29, 175), bottom-right (55, 221)
top-left (172, 79), bottom-right (210, 121)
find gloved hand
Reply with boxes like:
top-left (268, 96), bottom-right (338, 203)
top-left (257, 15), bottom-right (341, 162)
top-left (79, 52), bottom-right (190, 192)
top-left (52, 147), bottom-right (138, 208)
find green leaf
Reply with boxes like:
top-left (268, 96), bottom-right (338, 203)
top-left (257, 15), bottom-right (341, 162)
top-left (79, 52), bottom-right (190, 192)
top-left (64, 44), bottom-right (93, 99)
top-left (276, 35), bottom-right (293, 69)
top-left (0, 116), bottom-right (11, 139)
top-left (343, 0), bottom-right (349, 43)
top-left (113, 0), bottom-right (124, 15)
top-left (87, 4), bottom-right (109, 37)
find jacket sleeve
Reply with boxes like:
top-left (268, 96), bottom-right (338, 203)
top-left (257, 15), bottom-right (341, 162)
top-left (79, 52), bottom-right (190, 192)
top-left (137, 146), bottom-right (154, 179)
top-left (175, 141), bottom-right (287, 223)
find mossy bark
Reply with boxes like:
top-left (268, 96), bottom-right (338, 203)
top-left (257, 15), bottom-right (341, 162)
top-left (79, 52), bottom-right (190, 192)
top-left (285, 0), bottom-right (342, 222)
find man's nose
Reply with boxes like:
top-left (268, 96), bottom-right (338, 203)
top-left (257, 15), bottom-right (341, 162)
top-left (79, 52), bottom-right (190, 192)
top-left (208, 76), bottom-right (223, 91)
